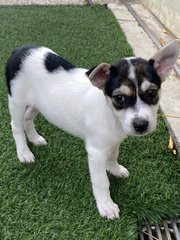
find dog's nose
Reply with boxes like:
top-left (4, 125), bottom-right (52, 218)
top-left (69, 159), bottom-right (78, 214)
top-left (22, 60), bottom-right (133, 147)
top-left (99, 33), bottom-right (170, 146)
top-left (133, 118), bottom-right (149, 133)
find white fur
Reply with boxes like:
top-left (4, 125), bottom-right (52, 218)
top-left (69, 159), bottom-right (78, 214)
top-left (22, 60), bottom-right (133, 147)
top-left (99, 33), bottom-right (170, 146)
top-left (126, 57), bottom-right (136, 80)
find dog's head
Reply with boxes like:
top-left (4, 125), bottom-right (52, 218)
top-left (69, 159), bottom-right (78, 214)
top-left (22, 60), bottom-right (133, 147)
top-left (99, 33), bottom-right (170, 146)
top-left (86, 40), bottom-right (180, 136)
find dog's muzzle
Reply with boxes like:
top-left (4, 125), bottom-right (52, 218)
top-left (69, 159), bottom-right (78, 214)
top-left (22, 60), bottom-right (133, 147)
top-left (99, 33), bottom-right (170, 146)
top-left (132, 117), bottom-right (149, 134)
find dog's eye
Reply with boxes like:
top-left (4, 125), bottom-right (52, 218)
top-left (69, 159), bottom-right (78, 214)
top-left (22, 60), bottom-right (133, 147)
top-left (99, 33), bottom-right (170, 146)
top-left (113, 95), bottom-right (125, 104)
top-left (146, 89), bottom-right (158, 97)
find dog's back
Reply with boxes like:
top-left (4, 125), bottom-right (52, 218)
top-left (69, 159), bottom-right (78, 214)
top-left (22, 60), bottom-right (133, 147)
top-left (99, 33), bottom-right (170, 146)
top-left (6, 46), bottom-right (100, 138)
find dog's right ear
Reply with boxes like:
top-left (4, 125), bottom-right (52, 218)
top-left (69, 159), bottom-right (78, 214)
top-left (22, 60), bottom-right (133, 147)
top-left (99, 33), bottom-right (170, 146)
top-left (86, 63), bottom-right (111, 89)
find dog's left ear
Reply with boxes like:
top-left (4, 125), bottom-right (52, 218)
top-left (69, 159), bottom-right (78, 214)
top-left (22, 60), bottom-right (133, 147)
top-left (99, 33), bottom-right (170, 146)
top-left (86, 63), bottom-right (111, 89)
top-left (150, 39), bottom-right (180, 81)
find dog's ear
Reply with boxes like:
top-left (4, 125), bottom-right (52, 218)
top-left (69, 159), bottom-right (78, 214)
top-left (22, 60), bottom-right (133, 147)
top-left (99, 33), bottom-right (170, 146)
top-left (86, 63), bottom-right (111, 89)
top-left (150, 39), bottom-right (180, 81)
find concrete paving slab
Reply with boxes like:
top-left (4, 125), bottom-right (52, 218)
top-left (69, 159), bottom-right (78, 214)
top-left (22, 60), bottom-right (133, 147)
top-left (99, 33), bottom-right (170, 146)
top-left (139, 0), bottom-right (180, 39)
top-left (109, 2), bottom-right (180, 154)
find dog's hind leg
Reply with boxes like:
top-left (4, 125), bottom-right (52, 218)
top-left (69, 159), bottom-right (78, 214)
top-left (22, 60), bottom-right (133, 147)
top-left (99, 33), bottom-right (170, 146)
top-left (9, 97), bottom-right (35, 163)
top-left (106, 144), bottom-right (129, 178)
top-left (24, 105), bottom-right (47, 146)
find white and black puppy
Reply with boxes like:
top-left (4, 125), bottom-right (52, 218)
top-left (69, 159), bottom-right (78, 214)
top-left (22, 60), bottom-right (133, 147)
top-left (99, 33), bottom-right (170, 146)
top-left (6, 40), bottom-right (180, 219)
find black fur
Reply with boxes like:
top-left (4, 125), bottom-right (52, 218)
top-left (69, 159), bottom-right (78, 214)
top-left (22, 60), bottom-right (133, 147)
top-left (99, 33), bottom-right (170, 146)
top-left (105, 59), bottom-right (137, 110)
top-left (131, 58), bottom-right (161, 105)
top-left (105, 59), bottom-right (130, 97)
top-left (139, 88), bottom-right (159, 105)
top-left (45, 52), bottom-right (75, 72)
top-left (112, 94), bottom-right (137, 110)
top-left (6, 45), bottom-right (37, 95)
top-left (131, 58), bottom-right (161, 88)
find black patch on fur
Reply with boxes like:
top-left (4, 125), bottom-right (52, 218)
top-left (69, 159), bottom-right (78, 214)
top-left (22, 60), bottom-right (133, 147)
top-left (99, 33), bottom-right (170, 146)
top-left (131, 58), bottom-right (161, 105)
top-left (131, 58), bottom-right (161, 88)
top-left (105, 59), bottom-right (130, 97)
top-left (45, 52), bottom-right (75, 72)
top-left (6, 45), bottom-right (37, 95)
top-left (112, 94), bottom-right (137, 110)
top-left (104, 59), bottom-right (137, 109)
top-left (139, 88), bottom-right (159, 105)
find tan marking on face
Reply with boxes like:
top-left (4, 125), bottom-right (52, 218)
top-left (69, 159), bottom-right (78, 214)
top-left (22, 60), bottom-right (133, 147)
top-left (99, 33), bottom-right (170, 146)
top-left (141, 79), bottom-right (158, 92)
top-left (113, 85), bottom-right (132, 96)
top-left (141, 80), bottom-right (151, 92)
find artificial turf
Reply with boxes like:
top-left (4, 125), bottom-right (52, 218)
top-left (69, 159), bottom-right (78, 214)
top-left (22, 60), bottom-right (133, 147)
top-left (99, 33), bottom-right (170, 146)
top-left (0, 4), bottom-right (179, 240)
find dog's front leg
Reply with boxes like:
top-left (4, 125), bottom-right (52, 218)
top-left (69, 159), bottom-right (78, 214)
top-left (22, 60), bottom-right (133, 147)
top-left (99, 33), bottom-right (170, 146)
top-left (86, 143), bottom-right (120, 219)
top-left (106, 144), bottom-right (129, 178)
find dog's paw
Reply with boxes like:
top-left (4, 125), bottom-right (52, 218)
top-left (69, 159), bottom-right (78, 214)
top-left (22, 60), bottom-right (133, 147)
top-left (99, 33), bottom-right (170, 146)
top-left (117, 165), bottom-right (129, 178)
top-left (17, 148), bottom-right (35, 163)
top-left (29, 135), bottom-right (47, 146)
top-left (108, 164), bottom-right (129, 178)
top-left (97, 200), bottom-right (120, 219)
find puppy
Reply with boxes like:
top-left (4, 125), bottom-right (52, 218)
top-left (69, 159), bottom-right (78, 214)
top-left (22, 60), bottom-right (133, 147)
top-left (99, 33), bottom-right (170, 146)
top-left (6, 40), bottom-right (180, 219)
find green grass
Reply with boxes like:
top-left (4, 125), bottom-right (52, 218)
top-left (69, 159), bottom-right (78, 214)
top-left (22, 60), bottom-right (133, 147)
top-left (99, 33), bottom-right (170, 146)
top-left (0, 5), bottom-right (179, 240)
